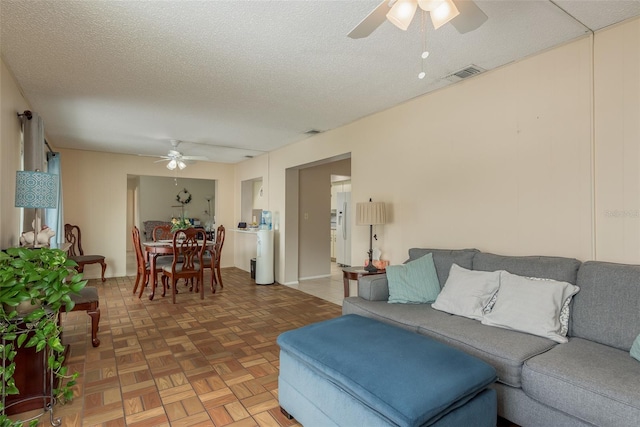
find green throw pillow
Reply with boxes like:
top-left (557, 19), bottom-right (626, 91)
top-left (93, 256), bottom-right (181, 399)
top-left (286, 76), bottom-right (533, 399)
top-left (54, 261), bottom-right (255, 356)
top-left (387, 253), bottom-right (440, 304)
top-left (631, 334), bottom-right (640, 363)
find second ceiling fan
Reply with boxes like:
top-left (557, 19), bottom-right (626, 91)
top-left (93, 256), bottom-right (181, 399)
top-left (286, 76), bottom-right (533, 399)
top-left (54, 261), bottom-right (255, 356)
top-left (148, 140), bottom-right (209, 170)
top-left (348, 0), bottom-right (488, 39)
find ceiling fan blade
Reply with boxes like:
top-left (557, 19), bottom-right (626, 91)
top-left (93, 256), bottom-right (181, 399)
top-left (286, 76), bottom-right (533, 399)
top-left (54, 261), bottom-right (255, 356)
top-left (348, 0), bottom-right (392, 39)
top-left (182, 155), bottom-right (209, 161)
top-left (138, 153), bottom-right (169, 159)
top-left (451, 0), bottom-right (487, 34)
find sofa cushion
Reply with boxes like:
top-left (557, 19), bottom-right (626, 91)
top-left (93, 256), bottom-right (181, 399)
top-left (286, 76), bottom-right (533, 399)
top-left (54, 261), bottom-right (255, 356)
top-left (522, 338), bottom-right (640, 426)
top-left (472, 252), bottom-right (581, 284)
top-left (407, 248), bottom-right (478, 287)
top-left (572, 261), bottom-right (640, 351)
top-left (387, 253), bottom-right (440, 304)
top-left (481, 271), bottom-right (579, 343)
top-left (415, 315), bottom-right (557, 388)
top-left (432, 264), bottom-right (500, 321)
top-left (342, 297), bottom-right (452, 333)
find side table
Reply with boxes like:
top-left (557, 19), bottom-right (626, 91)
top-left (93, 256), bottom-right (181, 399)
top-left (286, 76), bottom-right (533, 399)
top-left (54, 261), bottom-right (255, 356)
top-left (342, 266), bottom-right (386, 297)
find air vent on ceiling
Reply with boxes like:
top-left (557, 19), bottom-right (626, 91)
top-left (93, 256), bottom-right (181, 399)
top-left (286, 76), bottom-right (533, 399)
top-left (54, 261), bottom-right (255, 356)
top-left (304, 129), bottom-right (322, 135)
top-left (445, 65), bottom-right (486, 82)
top-left (245, 155), bottom-right (254, 159)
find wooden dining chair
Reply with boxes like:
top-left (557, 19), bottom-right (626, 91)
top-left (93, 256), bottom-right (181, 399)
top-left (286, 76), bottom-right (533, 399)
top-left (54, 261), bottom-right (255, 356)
top-left (64, 223), bottom-right (107, 281)
top-left (132, 226), bottom-right (147, 296)
top-left (132, 226), bottom-right (172, 298)
top-left (151, 223), bottom-right (174, 266)
top-left (161, 228), bottom-right (206, 303)
top-left (152, 224), bottom-right (173, 241)
top-left (210, 225), bottom-right (226, 292)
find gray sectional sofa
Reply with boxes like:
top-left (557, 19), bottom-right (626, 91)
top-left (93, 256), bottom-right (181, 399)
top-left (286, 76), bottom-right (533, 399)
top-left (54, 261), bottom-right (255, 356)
top-left (342, 248), bottom-right (640, 427)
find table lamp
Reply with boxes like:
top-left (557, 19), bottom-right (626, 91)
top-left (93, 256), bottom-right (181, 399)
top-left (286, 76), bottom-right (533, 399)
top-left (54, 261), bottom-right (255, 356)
top-left (356, 199), bottom-right (386, 272)
top-left (15, 170), bottom-right (59, 248)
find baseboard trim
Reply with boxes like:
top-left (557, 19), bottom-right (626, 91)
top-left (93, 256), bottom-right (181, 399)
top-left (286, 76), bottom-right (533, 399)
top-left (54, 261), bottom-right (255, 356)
top-left (299, 274), bottom-right (331, 281)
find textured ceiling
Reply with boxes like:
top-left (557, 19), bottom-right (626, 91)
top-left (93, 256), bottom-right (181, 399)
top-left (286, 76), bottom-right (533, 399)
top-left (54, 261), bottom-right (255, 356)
top-left (2, 1), bottom-right (639, 164)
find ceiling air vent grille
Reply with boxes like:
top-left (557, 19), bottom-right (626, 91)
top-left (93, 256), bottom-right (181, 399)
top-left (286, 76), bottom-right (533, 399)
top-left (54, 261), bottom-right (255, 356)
top-left (445, 65), bottom-right (486, 82)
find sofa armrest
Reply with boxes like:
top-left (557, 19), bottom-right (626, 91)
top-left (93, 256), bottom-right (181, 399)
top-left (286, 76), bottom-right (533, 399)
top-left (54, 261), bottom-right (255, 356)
top-left (358, 274), bottom-right (389, 301)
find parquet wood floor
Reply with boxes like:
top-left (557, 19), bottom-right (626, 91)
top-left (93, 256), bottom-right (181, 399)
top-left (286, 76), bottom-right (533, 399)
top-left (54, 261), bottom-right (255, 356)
top-left (11, 268), bottom-right (342, 427)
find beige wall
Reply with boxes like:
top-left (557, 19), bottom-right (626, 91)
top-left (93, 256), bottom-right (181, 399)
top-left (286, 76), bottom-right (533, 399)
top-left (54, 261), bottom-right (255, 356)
top-left (0, 60), bottom-right (30, 248)
top-left (138, 175), bottom-right (216, 228)
top-left (59, 148), bottom-right (235, 279)
top-left (594, 18), bottom-right (640, 263)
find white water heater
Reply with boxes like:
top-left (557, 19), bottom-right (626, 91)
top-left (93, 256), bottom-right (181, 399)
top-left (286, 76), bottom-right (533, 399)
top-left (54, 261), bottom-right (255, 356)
top-left (256, 229), bottom-right (274, 284)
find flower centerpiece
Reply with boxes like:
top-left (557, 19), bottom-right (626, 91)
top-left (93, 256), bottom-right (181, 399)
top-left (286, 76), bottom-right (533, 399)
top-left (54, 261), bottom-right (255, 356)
top-left (171, 216), bottom-right (192, 232)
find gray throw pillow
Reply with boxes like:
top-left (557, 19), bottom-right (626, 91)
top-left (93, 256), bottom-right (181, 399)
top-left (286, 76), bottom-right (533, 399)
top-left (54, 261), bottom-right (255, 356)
top-left (482, 271), bottom-right (580, 343)
top-left (432, 264), bottom-right (500, 321)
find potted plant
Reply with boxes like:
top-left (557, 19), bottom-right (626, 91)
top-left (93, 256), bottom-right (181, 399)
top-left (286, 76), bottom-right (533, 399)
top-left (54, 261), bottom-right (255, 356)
top-left (0, 247), bottom-right (87, 426)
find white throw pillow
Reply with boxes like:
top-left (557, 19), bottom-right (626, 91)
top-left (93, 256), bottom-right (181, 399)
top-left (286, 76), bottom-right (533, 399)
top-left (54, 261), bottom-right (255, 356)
top-left (432, 264), bottom-right (501, 321)
top-left (481, 271), bottom-right (580, 343)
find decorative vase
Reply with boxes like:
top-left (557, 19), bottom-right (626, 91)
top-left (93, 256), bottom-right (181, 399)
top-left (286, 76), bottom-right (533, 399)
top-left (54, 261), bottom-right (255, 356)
top-left (3, 300), bottom-right (43, 316)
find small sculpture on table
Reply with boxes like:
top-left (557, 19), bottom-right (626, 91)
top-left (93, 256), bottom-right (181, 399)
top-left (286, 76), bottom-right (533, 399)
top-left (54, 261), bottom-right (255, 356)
top-left (19, 222), bottom-right (56, 248)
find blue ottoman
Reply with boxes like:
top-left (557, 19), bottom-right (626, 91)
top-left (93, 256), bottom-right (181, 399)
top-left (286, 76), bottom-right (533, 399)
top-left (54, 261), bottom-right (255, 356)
top-left (277, 314), bottom-right (497, 427)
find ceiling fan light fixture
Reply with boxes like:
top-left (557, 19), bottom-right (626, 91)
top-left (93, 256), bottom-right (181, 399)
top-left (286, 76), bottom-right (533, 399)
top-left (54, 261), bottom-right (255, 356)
top-left (430, 0), bottom-right (459, 29)
top-left (167, 159), bottom-right (177, 170)
top-left (177, 160), bottom-right (187, 170)
top-left (417, 0), bottom-right (443, 12)
top-left (386, 0), bottom-right (418, 31)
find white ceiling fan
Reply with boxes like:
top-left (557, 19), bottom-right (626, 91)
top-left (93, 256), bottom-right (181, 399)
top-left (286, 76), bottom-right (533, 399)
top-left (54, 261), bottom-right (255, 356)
top-left (142, 140), bottom-right (209, 170)
top-left (348, 0), bottom-right (488, 39)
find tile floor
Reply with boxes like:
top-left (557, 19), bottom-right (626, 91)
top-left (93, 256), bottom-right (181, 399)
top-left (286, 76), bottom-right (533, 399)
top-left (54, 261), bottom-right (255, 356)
top-left (11, 267), bottom-right (342, 427)
top-left (286, 263), bottom-right (347, 306)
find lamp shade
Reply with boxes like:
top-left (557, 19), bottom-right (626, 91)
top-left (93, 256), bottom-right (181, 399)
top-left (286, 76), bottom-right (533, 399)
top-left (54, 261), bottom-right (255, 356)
top-left (356, 201), bottom-right (386, 226)
top-left (15, 170), bottom-right (59, 209)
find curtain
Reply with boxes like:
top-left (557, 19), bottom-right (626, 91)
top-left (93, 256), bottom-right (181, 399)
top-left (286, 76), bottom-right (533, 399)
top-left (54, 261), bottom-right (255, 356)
top-left (21, 112), bottom-right (46, 232)
top-left (45, 151), bottom-right (65, 248)
top-left (22, 112), bottom-right (45, 171)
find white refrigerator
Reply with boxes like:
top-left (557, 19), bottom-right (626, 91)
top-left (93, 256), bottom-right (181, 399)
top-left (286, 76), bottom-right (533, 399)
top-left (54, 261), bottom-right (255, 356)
top-left (335, 192), bottom-right (352, 267)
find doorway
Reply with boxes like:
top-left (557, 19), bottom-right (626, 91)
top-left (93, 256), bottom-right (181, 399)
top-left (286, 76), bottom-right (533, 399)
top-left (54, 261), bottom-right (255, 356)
top-left (125, 175), bottom-right (217, 275)
top-left (331, 175), bottom-right (351, 267)
top-left (292, 156), bottom-right (351, 281)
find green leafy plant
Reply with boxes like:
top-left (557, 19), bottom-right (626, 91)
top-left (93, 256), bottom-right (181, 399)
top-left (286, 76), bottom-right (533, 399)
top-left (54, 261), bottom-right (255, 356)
top-left (0, 247), bottom-right (87, 426)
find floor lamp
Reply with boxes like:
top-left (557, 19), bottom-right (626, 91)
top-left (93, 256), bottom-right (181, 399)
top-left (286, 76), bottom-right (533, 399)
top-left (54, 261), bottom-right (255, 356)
top-left (356, 199), bottom-right (386, 273)
top-left (15, 170), bottom-right (59, 248)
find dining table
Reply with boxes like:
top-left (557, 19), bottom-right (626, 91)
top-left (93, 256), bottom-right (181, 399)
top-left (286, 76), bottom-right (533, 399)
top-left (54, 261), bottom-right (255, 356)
top-left (142, 239), bottom-right (214, 300)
